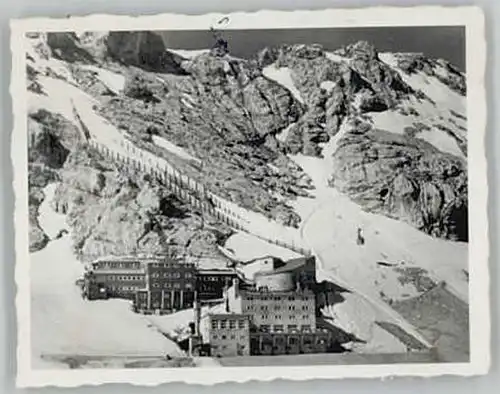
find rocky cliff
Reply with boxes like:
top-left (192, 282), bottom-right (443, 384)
top-left (256, 41), bottom-right (467, 241)
top-left (26, 31), bottom-right (468, 259)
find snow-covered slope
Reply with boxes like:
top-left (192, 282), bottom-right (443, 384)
top-left (168, 48), bottom-right (210, 59)
top-left (291, 145), bottom-right (468, 304)
top-left (152, 135), bottom-right (201, 164)
top-left (31, 184), bottom-right (182, 368)
top-left (262, 64), bottom-right (305, 104)
top-left (376, 52), bottom-right (466, 159)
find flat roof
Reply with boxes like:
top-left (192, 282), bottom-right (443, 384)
top-left (272, 257), bottom-right (310, 274)
top-left (208, 313), bottom-right (252, 320)
top-left (90, 269), bottom-right (146, 274)
top-left (93, 255), bottom-right (194, 266)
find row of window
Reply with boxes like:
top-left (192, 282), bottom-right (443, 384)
top-left (100, 275), bottom-right (144, 281)
top-left (150, 272), bottom-right (192, 279)
top-left (258, 314), bottom-right (311, 321)
top-left (109, 285), bottom-right (142, 291)
top-left (260, 324), bottom-right (312, 332)
top-left (151, 282), bottom-right (193, 290)
top-left (95, 262), bottom-right (141, 269)
top-left (246, 295), bottom-right (312, 302)
top-left (212, 333), bottom-right (246, 341)
top-left (247, 305), bottom-right (309, 311)
top-left (199, 276), bottom-right (228, 282)
top-left (211, 319), bottom-right (247, 330)
top-left (95, 261), bottom-right (195, 270)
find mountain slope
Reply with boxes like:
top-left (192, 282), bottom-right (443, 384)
top-left (25, 32), bottom-right (469, 359)
top-left (255, 41), bottom-right (467, 241)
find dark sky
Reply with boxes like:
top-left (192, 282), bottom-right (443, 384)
top-left (158, 26), bottom-right (465, 70)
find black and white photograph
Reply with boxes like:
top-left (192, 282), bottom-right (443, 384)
top-left (10, 7), bottom-right (488, 387)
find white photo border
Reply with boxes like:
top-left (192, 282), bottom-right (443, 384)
top-left (10, 6), bottom-right (488, 388)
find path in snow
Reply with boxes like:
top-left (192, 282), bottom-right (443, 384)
top-left (31, 183), bottom-right (183, 369)
top-left (224, 231), bottom-right (301, 262)
top-left (287, 119), bottom-right (468, 351)
top-left (152, 135), bottom-right (201, 164)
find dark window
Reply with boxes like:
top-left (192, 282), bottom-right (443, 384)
top-left (238, 320), bottom-right (246, 329)
top-left (229, 320), bottom-right (236, 329)
top-left (220, 320), bottom-right (227, 329)
top-left (211, 320), bottom-right (218, 329)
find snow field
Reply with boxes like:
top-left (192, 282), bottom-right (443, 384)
top-left (378, 52), bottom-right (466, 159)
top-left (167, 48), bottom-right (210, 59)
top-left (224, 231), bottom-right (301, 262)
top-left (31, 184), bottom-right (183, 368)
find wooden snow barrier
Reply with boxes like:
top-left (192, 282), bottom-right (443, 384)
top-left (85, 138), bottom-right (312, 257)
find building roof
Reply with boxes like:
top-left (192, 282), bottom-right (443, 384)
top-left (272, 257), bottom-right (309, 274)
top-left (239, 255), bottom-right (284, 266)
top-left (93, 255), bottom-right (195, 266)
top-left (208, 313), bottom-right (252, 320)
top-left (90, 269), bottom-right (146, 274)
top-left (93, 255), bottom-right (163, 263)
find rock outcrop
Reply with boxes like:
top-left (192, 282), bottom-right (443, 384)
top-left (330, 120), bottom-right (468, 241)
top-left (106, 31), bottom-right (187, 74)
top-left (26, 31), bottom-right (468, 251)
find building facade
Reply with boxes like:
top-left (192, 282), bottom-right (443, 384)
top-left (207, 314), bottom-right (251, 357)
top-left (196, 255), bottom-right (335, 357)
top-left (231, 287), bottom-right (317, 333)
top-left (249, 330), bottom-right (331, 355)
top-left (196, 269), bottom-right (238, 300)
top-left (134, 260), bottom-right (197, 313)
top-left (84, 257), bottom-right (147, 299)
top-left (83, 256), bottom-right (196, 314)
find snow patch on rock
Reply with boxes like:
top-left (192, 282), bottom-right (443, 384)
top-left (168, 48), bottom-right (210, 59)
top-left (262, 64), bottom-right (304, 104)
